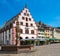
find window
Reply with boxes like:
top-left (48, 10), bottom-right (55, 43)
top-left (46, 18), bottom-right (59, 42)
top-left (26, 10), bottom-right (27, 12)
top-left (20, 37), bottom-right (22, 40)
top-left (27, 14), bottom-right (29, 16)
top-left (9, 34), bottom-right (10, 40)
top-left (24, 13), bottom-right (26, 16)
top-left (47, 37), bottom-right (49, 38)
top-left (31, 30), bottom-right (34, 34)
top-left (20, 29), bottom-right (23, 33)
top-left (25, 37), bottom-right (28, 39)
top-left (46, 30), bottom-right (48, 32)
top-left (47, 30), bottom-right (48, 32)
top-left (6, 26), bottom-right (8, 28)
top-left (10, 23), bottom-right (12, 27)
top-left (20, 22), bottom-right (23, 25)
top-left (16, 21), bottom-right (19, 25)
top-left (3, 32), bottom-right (4, 41)
top-left (29, 18), bottom-right (31, 21)
top-left (26, 23), bottom-right (28, 27)
top-left (9, 29), bottom-right (11, 34)
top-left (42, 37), bottom-right (44, 38)
top-left (31, 24), bottom-right (33, 26)
top-left (5, 31), bottom-right (7, 37)
top-left (32, 37), bottom-right (34, 38)
top-left (25, 29), bottom-right (29, 34)
top-left (26, 17), bottom-right (28, 21)
top-left (22, 17), bottom-right (25, 20)
top-left (48, 34), bottom-right (49, 35)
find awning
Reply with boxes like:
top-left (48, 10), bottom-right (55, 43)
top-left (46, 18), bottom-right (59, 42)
top-left (20, 38), bottom-right (52, 41)
top-left (20, 38), bottom-right (36, 41)
top-left (37, 38), bottom-right (47, 41)
top-left (49, 38), bottom-right (58, 41)
top-left (20, 38), bottom-right (46, 41)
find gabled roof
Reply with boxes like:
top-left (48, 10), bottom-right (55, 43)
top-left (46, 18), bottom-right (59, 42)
top-left (37, 21), bottom-right (54, 30)
top-left (4, 10), bottom-right (21, 27)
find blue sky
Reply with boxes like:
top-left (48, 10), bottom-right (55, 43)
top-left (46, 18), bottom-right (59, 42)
top-left (0, 0), bottom-right (60, 27)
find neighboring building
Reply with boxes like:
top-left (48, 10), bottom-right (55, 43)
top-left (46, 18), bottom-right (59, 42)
top-left (0, 6), bottom-right (37, 45)
top-left (0, 28), bottom-right (3, 45)
top-left (53, 28), bottom-right (60, 39)
top-left (44, 25), bottom-right (53, 38)
top-left (37, 21), bottom-right (53, 39)
top-left (36, 21), bottom-right (45, 38)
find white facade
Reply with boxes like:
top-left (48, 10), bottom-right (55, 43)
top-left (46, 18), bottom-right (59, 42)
top-left (13, 7), bottom-right (37, 39)
top-left (38, 30), bottom-right (45, 38)
top-left (0, 28), bottom-right (13, 45)
top-left (53, 28), bottom-right (60, 39)
top-left (0, 7), bottom-right (38, 45)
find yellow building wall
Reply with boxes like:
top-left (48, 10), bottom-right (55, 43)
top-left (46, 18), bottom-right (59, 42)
top-left (44, 30), bottom-right (53, 38)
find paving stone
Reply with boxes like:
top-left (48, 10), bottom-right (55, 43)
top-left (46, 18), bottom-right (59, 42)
top-left (0, 43), bottom-right (60, 56)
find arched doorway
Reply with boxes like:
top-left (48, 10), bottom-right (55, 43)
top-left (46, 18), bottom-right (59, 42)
top-left (25, 37), bottom-right (28, 39)
top-left (20, 37), bottom-right (22, 40)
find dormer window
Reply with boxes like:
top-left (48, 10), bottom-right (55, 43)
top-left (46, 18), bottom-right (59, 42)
top-left (22, 17), bottom-right (25, 20)
top-left (26, 10), bottom-right (27, 13)
top-left (29, 18), bottom-right (31, 21)
top-left (27, 14), bottom-right (29, 16)
top-left (31, 24), bottom-right (33, 26)
top-left (24, 13), bottom-right (26, 16)
top-left (26, 17), bottom-right (28, 21)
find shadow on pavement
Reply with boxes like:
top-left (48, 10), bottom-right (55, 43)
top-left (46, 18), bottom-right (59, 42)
top-left (0, 51), bottom-right (17, 54)
top-left (0, 49), bottom-right (36, 54)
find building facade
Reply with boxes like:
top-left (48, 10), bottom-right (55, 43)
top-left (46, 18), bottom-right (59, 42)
top-left (36, 22), bottom-right (45, 38)
top-left (44, 26), bottom-right (53, 38)
top-left (53, 28), bottom-right (60, 39)
top-left (0, 6), bottom-right (37, 45)
top-left (37, 21), bottom-right (53, 39)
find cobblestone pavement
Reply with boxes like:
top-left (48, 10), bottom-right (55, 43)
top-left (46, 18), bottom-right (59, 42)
top-left (0, 43), bottom-right (60, 56)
